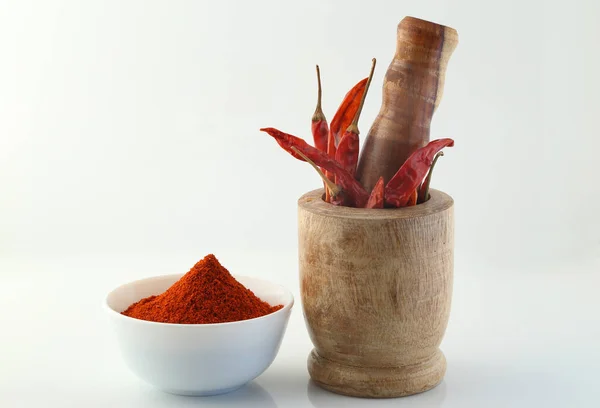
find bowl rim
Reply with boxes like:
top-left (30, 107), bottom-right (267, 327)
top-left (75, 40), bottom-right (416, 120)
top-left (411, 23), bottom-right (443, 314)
top-left (103, 273), bottom-right (294, 328)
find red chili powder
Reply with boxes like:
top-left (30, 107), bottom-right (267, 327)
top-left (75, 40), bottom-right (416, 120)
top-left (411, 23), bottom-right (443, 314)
top-left (122, 254), bottom-right (283, 324)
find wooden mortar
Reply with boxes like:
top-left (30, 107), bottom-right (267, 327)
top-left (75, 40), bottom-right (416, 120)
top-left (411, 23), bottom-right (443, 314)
top-left (356, 16), bottom-right (458, 192)
top-left (298, 188), bottom-right (454, 398)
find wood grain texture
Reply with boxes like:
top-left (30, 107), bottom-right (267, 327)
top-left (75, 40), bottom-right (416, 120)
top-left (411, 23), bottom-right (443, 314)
top-left (356, 16), bottom-right (458, 192)
top-left (298, 188), bottom-right (454, 398)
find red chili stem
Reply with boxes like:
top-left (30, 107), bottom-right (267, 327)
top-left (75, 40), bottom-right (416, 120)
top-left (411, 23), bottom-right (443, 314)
top-left (385, 138), bottom-right (454, 208)
top-left (417, 151), bottom-right (444, 203)
top-left (324, 173), bottom-right (332, 203)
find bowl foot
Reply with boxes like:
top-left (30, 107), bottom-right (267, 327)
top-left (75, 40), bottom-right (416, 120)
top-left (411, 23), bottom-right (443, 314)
top-left (161, 384), bottom-right (244, 396)
top-left (307, 348), bottom-right (446, 398)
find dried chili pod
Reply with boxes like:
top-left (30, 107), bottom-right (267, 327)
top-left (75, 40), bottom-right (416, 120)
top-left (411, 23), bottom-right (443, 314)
top-left (334, 133), bottom-right (359, 177)
top-left (259, 127), bottom-right (369, 207)
top-left (329, 77), bottom-right (368, 151)
top-left (311, 65), bottom-right (329, 153)
top-left (259, 127), bottom-right (312, 161)
top-left (336, 59), bottom-right (376, 177)
top-left (311, 65), bottom-right (333, 199)
top-left (295, 146), bottom-right (368, 208)
top-left (406, 189), bottom-right (418, 206)
top-left (291, 147), bottom-right (342, 200)
top-left (365, 176), bottom-right (384, 209)
top-left (325, 75), bottom-right (367, 203)
top-left (385, 138), bottom-right (454, 208)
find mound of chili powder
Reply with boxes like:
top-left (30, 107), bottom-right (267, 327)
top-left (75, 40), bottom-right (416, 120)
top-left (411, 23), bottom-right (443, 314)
top-left (122, 254), bottom-right (283, 324)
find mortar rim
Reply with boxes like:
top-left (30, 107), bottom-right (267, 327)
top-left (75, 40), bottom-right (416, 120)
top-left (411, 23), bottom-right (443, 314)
top-left (298, 188), bottom-right (453, 220)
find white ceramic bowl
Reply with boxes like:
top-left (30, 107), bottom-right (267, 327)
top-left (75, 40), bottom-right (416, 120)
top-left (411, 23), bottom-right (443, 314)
top-left (104, 274), bottom-right (294, 396)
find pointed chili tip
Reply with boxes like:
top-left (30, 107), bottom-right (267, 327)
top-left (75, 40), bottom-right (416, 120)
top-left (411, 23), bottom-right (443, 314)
top-left (260, 127), bottom-right (280, 137)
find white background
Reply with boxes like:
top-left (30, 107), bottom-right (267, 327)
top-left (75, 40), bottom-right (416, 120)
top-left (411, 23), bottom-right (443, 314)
top-left (1, 1), bottom-right (599, 407)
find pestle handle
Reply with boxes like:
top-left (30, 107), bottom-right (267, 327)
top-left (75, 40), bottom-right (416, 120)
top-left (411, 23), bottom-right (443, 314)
top-left (356, 16), bottom-right (458, 192)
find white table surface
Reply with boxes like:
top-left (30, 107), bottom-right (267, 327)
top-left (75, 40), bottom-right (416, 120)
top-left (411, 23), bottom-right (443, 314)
top-left (1, 252), bottom-right (599, 407)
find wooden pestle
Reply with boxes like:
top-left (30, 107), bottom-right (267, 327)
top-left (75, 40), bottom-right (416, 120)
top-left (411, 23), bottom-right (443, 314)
top-left (356, 16), bottom-right (458, 191)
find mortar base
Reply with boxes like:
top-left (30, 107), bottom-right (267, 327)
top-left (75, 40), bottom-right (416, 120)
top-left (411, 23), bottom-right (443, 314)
top-left (307, 348), bottom-right (446, 398)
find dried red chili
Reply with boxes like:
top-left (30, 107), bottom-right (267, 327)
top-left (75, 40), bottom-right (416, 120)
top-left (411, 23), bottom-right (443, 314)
top-left (336, 59), bottom-right (376, 177)
top-left (311, 65), bottom-right (329, 153)
top-left (260, 127), bottom-right (369, 207)
top-left (335, 133), bottom-right (359, 176)
top-left (260, 60), bottom-right (454, 209)
top-left (324, 76), bottom-right (367, 203)
top-left (291, 146), bottom-right (343, 201)
top-left (289, 142), bottom-right (369, 208)
top-left (329, 77), bottom-right (368, 150)
top-left (122, 254), bottom-right (282, 324)
top-left (365, 176), bottom-right (384, 209)
top-left (311, 65), bottom-right (332, 195)
top-left (385, 138), bottom-right (454, 208)
top-left (406, 189), bottom-right (418, 206)
top-left (260, 127), bottom-right (311, 161)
